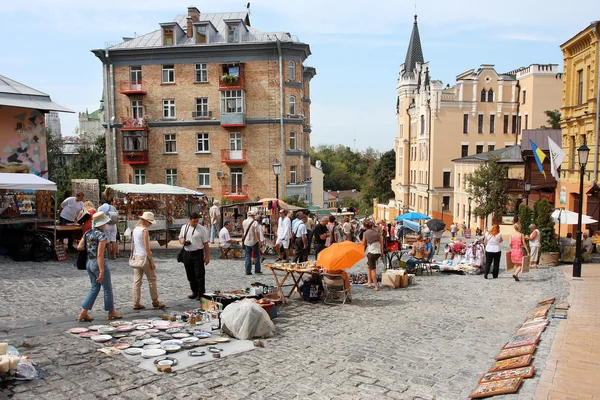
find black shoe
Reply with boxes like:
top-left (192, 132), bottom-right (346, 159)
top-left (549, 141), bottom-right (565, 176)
top-left (513, 274), bottom-right (520, 282)
top-left (255, 271), bottom-right (263, 275)
top-left (188, 293), bottom-right (198, 299)
top-left (246, 272), bottom-right (253, 275)
top-left (484, 275), bottom-right (488, 279)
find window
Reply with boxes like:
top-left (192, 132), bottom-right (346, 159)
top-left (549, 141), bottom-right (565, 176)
top-left (164, 134), bottom-right (176, 153)
top-left (478, 114), bottom-right (484, 134)
top-left (457, 173), bottom-right (461, 188)
top-left (131, 100), bottom-right (143, 119)
top-left (229, 133), bottom-right (242, 150)
top-left (290, 166), bottom-right (297, 184)
top-left (461, 144), bottom-right (469, 157)
top-left (195, 25), bottom-right (208, 44)
top-left (512, 115), bottom-right (518, 134)
top-left (289, 61), bottom-right (296, 80)
top-left (220, 90), bottom-right (244, 113)
top-left (480, 89), bottom-right (486, 102)
top-left (162, 99), bottom-right (176, 118)
top-left (195, 63), bottom-right (208, 83)
top-left (503, 115), bottom-right (509, 134)
top-left (488, 144), bottom-right (495, 152)
top-left (487, 89), bottom-right (494, 102)
top-left (123, 131), bottom-right (147, 151)
top-left (442, 196), bottom-right (450, 211)
top-left (420, 115), bottom-right (425, 135)
top-left (196, 133), bottom-right (210, 153)
top-left (130, 66), bottom-right (142, 83)
top-left (476, 145), bottom-right (484, 154)
top-left (443, 171), bottom-right (451, 188)
top-left (194, 97), bottom-right (209, 118)
top-left (197, 168), bottom-right (210, 188)
top-left (289, 132), bottom-right (297, 150)
top-left (490, 114), bottom-right (495, 134)
top-left (163, 28), bottom-right (174, 46)
top-left (524, 114), bottom-right (529, 130)
top-left (230, 167), bottom-right (243, 192)
top-left (518, 116), bottom-right (522, 134)
top-left (463, 114), bottom-right (469, 133)
top-left (134, 169), bottom-right (146, 185)
top-left (570, 136), bottom-right (576, 169)
top-left (463, 204), bottom-right (466, 219)
top-left (522, 90), bottom-right (527, 104)
top-left (227, 24), bottom-right (240, 42)
top-left (289, 96), bottom-right (296, 115)
top-left (162, 65), bottom-right (175, 83)
top-left (166, 169), bottom-right (177, 186)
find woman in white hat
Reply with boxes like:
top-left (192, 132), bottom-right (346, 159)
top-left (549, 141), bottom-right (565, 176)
top-left (131, 212), bottom-right (165, 310)
top-left (77, 212), bottom-right (122, 322)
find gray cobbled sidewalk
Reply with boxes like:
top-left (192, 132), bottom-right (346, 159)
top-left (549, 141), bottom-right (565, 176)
top-left (0, 245), bottom-right (568, 399)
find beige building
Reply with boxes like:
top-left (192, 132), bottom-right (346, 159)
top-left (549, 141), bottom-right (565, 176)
top-left (310, 163), bottom-right (324, 206)
top-left (92, 7), bottom-right (315, 202)
top-left (391, 16), bottom-right (561, 224)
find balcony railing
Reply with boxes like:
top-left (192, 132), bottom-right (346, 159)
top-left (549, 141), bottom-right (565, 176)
top-left (219, 75), bottom-right (246, 90)
top-left (122, 150), bottom-right (149, 165)
top-left (121, 117), bottom-right (148, 130)
top-left (120, 81), bottom-right (147, 95)
top-left (504, 179), bottom-right (524, 191)
top-left (220, 113), bottom-right (246, 127)
top-left (221, 149), bottom-right (247, 164)
top-left (192, 111), bottom-right (212, 119)
top-left (222, 185), bottom-right (248, 199)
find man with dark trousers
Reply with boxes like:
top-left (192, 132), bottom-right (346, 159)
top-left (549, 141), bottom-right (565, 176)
top-left (179, 213), bottom-right (210, 300)
top-left (313, 216), bottom-right (330, 260)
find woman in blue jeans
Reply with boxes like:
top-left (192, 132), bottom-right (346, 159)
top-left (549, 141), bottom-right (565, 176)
top-left (77, 212), bottom-right (122, 322)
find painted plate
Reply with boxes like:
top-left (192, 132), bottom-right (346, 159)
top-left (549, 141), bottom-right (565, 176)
top-left (130, 341), bottom-right (145, 348)
top-left (68, 327), bottom-right (89, 334)
top-left (144, 344), bottom-right (163, 350)
top-left (161, 340), bottom-right (183, 346)
top-left (142, 338), bottom-right (161, 345)
top-left (103, 341), bottom-right (119, 347)
top-left (134, 324), bottom-right (151, 330)
top-left (112, 333), bottom-right (128, 339)
top-left (132, 319), bottom-right (152, 324)
top-left (165, 328), bottom-right (181, 334)
top-left (88, 325), bottom-right (109, 331)
top-left (156, 325), bottom-right (170, 331)
top-left (169, 323), bottom-right (185, 328)
top-left (145, 329), bottom-right (159, 333)
top-left (109, 320), bottom-right (132, 327)
top-left (141, 348), bottom-right (166, 358)
top-left (117, 325), bottom-right (135, 332)
top-left (180, 343), bottom-right (196, 350)
top-left (181, 337), bottom-right (199, 343)
top-left (214, 337), bottom-right (230, 343)
top-left (153, 356), bottom-right (179, 366)
top-left (114, 343), bottom-right (131, 350)
top-left (158, 334), bottom-right (173, 341)
top-left (202, 340), bottom-right (217, 345)
top-left (79, 331), bottom-right (97, 338)
top-left (129, 330), bottom-right (146, 337)
top-left (118, 337), bottom-right (136, 344)
top-left (171, 333), bottom-right (190, 339)
top-left (163, 345), bottom-right (182, 354)
top-left (124, 348), bottom-right (143, 356)
top-left (98, 327), bottom-right (117, 334)
top-left (194, 332), bottom-right (211, 339)
top-left (91, 334), bottom-right (113, 343)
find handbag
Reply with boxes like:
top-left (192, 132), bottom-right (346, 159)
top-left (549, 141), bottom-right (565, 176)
top-left (75, 231), bottom-right (90, 270)
top-left (177, 224), bottom-right (195, 263)
top-left (241, 220), bottom-right (256, 247)
top-left (128, 228), bottom-right (147, 269)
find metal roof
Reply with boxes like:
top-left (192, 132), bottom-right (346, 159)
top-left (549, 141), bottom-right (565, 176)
top-left (402, 15), bottom-right (424, 77)
top-left (0, 75), bottom-right (73, 113)
top-left (521, 129), bottom-right (562, 152)
top-left (452, 145), bottom-right (523, 163)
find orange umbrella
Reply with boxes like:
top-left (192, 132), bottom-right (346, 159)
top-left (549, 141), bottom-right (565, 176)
top-left (317, 242), bottom-right (365, 271)
top-left (257, 198), bottom-right (291, 210)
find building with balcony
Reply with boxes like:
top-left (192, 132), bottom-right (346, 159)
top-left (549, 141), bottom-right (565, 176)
top-left (391, 15), bottom-right (561, 223)
top-left (92, 6), bottom-right (316, 202)
top-left (559, 21), bottom-right (600, 233)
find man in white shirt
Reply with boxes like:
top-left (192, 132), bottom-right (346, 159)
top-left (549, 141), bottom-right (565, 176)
top-left (218, 221), bottom-right (240, 258)
top-left (178, 212), bottom-right (210, 300)
top-left (275, 209), bottom-right (291, 262)
top-left (242, 210), bottom-right (262, 275)
top-left (209, 200), bottom-right (221, 244)
top-left (60, 192), bottom-right (84, 250)
top-left (293, 215), bottom-right (309, 262)
top-left (582, 233), bottom-right (594, 255)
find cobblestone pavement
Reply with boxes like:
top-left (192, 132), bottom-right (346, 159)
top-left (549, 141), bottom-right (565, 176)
top-left (0, 240), bottom-right (570, 399)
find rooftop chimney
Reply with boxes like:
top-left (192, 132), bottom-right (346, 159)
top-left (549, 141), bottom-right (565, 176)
top-left (187, 6), bottom-right (201, 38)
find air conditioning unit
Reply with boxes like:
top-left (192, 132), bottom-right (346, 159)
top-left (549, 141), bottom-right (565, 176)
top-left (216, 171), bottom-right (225, 178)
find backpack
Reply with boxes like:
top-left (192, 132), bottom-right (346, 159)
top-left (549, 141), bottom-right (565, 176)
top-left (108, 205), bottom-right (118, 225)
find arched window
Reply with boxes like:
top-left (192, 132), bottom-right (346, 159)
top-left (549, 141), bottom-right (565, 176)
top-left (420, 115), bottom-right (425, 134)
top-left (480, 89), bottom-right (487, 102)
top-left (289, 96), bottom-right (296, 115)
top-left (487, 89), bottom-right (494, 102)
top-left (288, 61), bottom-right (296, 81)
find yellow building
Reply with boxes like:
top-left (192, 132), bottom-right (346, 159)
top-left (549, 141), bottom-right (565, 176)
top-left (392, 16), bottom-right (561, 224)
top-left (559, 21), bottom-right (600, 231)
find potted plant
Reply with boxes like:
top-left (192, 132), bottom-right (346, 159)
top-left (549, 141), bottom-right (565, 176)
top-left (221, 74), bottom-right (238, 85)
top-left (518, 204), bottom-right (533, 237)
top-left (534, 199), bottom-right (560, 266)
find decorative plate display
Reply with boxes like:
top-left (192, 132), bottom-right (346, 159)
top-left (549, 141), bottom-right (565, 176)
top-left (79, 331), bottom-right (98, 338)
top-left (169, 323), bottom-right (185, 328)
top-left (141, 349), bottom-right (166, 358)
top-left (145, 329), bottom-right (159, 333)
top-left (97, 327), bottom-right (117, 334)
top-left (91, 335), bottom-right (113, 343)
top-left (161, 340), bottom-right (183, 346)
top-left (194, 332), bottom-right (211, 339)
top-left (172, 333), bottom-right (190, 339)
top-left (469, 377), bottom-right (523, 398)
top-left (134, 324), bottom-right (151, 330)
top-left (129, 330), bottom-right (146, 337)
top-left (114, 343), bottom-right (131, 350)
top-left (88, 325), bottom-right (109, 331)
top-left (118, 337), bottom-right (136, 344)
top-left (132, 319), bottom-right (152, 324)
top-left (112, 333), bottom-right (128, 339)
top-left (488, 355), bottom-right (532, 373)
top-left (181, 337), bottom-right (199, 343)
top-left (143, 344), bottom-right (163, 350)
top-left (153, 356), bottom-right (178, 366)
top-left (165, 328), bottom-right (181, 334)
top-left (142, 338), bottom-right (161, 345)
top-left (68, 327), bottom-right (89, 334)
top-left (117, 325), bottom-right (135, 332)
top-left (130, 341), bottom-right (145, 348)
top-left (163, 345), bottom-right (181, 354)
top-left (479, 366), bottom-right (534, 383)
top-left (213, 338), bottom-right (230, 343)
top-left (124, 348), bottom-right (143, 356)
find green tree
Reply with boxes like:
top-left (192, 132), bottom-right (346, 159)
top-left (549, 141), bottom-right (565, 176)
top-left (45, 128), bottom-right (70, 200)
top-left (534, 198), bottom-right (560, 253)
top-left (518, 204), bottom-right (533, 236)
top-left (541, 110), bottom-right (561, 129)
top-left (284, 196), bottom-right (308, 208)
top-left (69, 135), bottom-right (108, 199)
top-left (363, 149), bottom-right (395, 204)
top-left (466, 157), bottom-right (510, 223)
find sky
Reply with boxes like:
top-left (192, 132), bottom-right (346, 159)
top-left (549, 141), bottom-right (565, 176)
top-left (0, 0), bottom-right (597, 151)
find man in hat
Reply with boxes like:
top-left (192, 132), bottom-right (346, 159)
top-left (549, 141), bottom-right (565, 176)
top-left (242, 210), bottom-right (262, 275)
top-left (179, 212), bottom-right (210, 300)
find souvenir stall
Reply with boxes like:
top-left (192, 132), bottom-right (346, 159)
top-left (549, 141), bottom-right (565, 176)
top-left (219, 202), bottom-right (253, 238)
top-left (0, 173), bottom-right (57, 261)
top-left (106, 184), bottom-right (207, 248)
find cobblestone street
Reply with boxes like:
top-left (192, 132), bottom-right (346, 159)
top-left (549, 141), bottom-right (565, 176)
top-left (0, 242), bottom-right (570, 399)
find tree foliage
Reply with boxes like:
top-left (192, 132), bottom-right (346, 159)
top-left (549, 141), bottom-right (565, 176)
top-left (518, 204), bottom-right (534, 237)
top-left (284, 196), bottom-right (308, 208)
top-left (534, 198), bottom-right (560, 253)
top-left (541, 110), bottom-right (561, 129)
top-left (466, 157), bottom-right (510, 223)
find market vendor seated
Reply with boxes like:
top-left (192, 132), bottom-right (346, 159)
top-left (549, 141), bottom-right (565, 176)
top-left (405, 235), bottom-right (427, 273)
top-left (582, 232), bottom-right (594, 255)
top-left (219, 220), bottom-right (241, 258)
top-left (559, 233), bottom-right (575, 253)
top-left (424, 237), bottom-right (434, 262)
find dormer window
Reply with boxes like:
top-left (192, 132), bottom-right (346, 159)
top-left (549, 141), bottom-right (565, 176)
top-left (163, 28), bottom-right (174, 46)
top-left (195, 25), bottom-right (208, 44)
top-left (228, 24), bottom-right (240, 43)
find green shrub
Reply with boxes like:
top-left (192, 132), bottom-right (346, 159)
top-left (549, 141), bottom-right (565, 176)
top-left (534, 199), bottom-right (560, 253)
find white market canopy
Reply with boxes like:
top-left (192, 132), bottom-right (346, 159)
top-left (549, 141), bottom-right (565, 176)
top-left (0, 173), bottom-right (57, 191)
top-left (106, 183), bottom-right (205, 197)
top-left (552, 209), bottom-right (597, 225)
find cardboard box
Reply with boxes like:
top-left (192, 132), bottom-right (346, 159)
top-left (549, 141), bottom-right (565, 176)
top-left (522, 255), bottom-right (530, 273)
top-left (400, 273), bottom-right (409, 288)
top-left (505, 251), bottom-right (514, 271)
top-left (381, 270), bottom-right (402, 288)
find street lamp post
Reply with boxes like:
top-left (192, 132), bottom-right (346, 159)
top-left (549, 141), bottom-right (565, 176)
top-left (467, 197), bottom-right (472, 229)
top-left (272, 160), bottom-right (282, 200)
top-left (524, 181), bottom-right (531, 206)
top-left (336, 190), bottom-right (340, 211)
top-left (441, 201), bottom-right (445, 223)
top-left (573, 143), bottom-right (590, 278)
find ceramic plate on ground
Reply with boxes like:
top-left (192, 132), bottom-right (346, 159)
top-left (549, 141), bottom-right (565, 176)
top-left (166, 328), bottom-right (181, 334)
top-left (169, 323), bottom-right (185, 328)
top-left (181, 337), bottom-right (199, 343)
top-left (112, 333), bottom-right (128, 339)
top-left (118, 337), bottom-right (135, 344)
top-left (202, 340), bottom-right (217, 345)
top-left (114, 343), bottom-right (131, 350)
top-left (158, 334), bottom-right (173, 341)
top-left (145, 328), bottom-right (159, 333)
top-left (103, 341), bottom-right (118, 347)
top-left (98, 327), bottom-right (117, 334)
top-left (135, 324), bottom-right (151, 330)
top-left (141, 349), bottom-right (166, 359)
top-left (161, 340), bottom-right (183, 346)
top-left (91, 335), bottom-right (113, 343)
top-left (142, 338), bottom-right (161, 345)
top-left (132, 319), bottom-right (152, 324)
top-left (79, 331), bottom-right (97, 338)
top-left (109, 320), bottom-right (132, 327)
top-left (124, 348), bottom-right (143, 356)
top-left (213, 338), bottom-right (230, 343)
top-left (156, 325), bottom-right (170, 331)
top-left (117, 325), bottom-right (135, 332)
top-left (188, 350), bottom-right (206, 357)
top-left (129, 330), bottom-right (146, 337)
top-left (68, 327), bottom-right (89, 334)
top-left (194, 332), bottom-right (211, 338)
top-left (180, 343), bottom-right (196, 350)
top-left (130, 341), bottom-right (145, 348)
top-left (154, 356), bottom-right (178, 366)
top-left (144, 344), bottom-right (162, 350)
top-left (88, 325), bottom-right (109, 331)
top-left (171, 333), bottom-right (190, 339)
top-left (186, 325), bottom-right (205, 331)
top-left (163, 345), bottom-right (181, 354)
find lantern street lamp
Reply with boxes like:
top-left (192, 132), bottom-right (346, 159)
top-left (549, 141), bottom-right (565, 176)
top-left (573, 143), bottom-right (590, 278)
top-left (524, 181), bottom-right (531, 206)
top-left (467, 197), bottom-right (473, 229)
top-left (272, 160), bottom-right (281, 200)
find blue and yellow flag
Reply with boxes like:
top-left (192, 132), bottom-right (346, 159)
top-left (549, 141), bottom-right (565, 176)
top-left (530, 139), bottom-right (546, 178)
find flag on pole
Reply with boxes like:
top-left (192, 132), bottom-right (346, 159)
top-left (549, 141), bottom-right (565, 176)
top-left (548, 137), bottom-right (566, 181)
top-left (530, 139), bottom-right (547, 179)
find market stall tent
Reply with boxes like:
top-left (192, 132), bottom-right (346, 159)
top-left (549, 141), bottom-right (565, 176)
top-left (106, 183), bottom-right (204, 196)
top-left (0, 173), bottom-right (57, 191)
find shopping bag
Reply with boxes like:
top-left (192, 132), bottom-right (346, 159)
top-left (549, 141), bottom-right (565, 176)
top-left (505, 251), bottom-right (514, 271)
top-left (522, 255), bottom-right (530, 273)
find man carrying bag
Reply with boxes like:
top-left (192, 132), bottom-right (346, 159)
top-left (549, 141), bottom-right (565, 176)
top-left (242, 210), bottom-right (262, 275)
top-left (178, 213), bottom-right (210, 300)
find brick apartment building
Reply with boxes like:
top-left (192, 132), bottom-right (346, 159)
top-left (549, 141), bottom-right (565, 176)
top-left (92, 7), bottom-right (316, 202)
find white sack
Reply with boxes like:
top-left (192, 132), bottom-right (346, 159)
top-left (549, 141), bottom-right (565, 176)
top-left (221, 300), bottom-right (275, 340)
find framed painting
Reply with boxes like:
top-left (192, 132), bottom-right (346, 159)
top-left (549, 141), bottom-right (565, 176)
top-left (538, 297), bottom-right (556, 305)
top-left (488, 354), bottom-right (532, 372)
top-left (469, 377), bottom-right (523, 398)
top-left (514, 324), bottom-right (547, 336)
top-left (521, 319), bottom-right (548, 329)
top-left (504, 332), bottom-right (541, 349)
top-left (480, 366), bottom-right (534, 383)
top-left (555, 301), bottom-right (570, 310)
top-left (496, 345), bottom-right (536, 361)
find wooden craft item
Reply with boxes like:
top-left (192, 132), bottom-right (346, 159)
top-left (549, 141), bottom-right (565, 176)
top-left (488, 355), bottom-right (532, 372)
top-left (521, 319), bottom-right (548, 329)
top-left (504, 332), bottom-right (541, 349)
top-left (555, 301), bottom-right (570, 310)
top-left (480, 366), bottom-right (534, 383)
top-left (514, 324), bottom-right (547, 336)
top-left (538, 297), bottom-right (556, 305)
top-left (496, 345), bottom-right (536, 361)
top-left (55, 242), bottom-right (68, 261)
top-left (469, 377), bottom-right (523, 398)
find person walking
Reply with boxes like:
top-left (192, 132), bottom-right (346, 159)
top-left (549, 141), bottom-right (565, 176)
top-left (97, 189), bottom-right (118, 259)
top-left (292, 215), bottom-right (308, 262)
top-left (305, 213), bottom-right (314, 255)
top-left (342, 216), bottom-right (353, 241)
top-left (275, 209), bottom-right (291, 262)
top-left (242, 210), bottom-right (262, 275)
top-left (510, 223), bottom-right (529, 282)
top-left (178, 212), bottom-right (210, 300)
top-left (60, 191), bottom-right (85, 251)
top-left (526, 224), bottom-right (541, 268)
top-left (209, 200), bottom-right (221, 244)
top-left (483, 224), bottom-right (503, 279)
top-left (77, 212), bottom-right (122, 322)
top-left (313, 217), bottom-right (329, 260)
top-left (432, 229), bottom-right (443, 255)
top-left (450, 222), bottom-right (457, 239)
top-left (461, 222), bottom-right (467, 237)
top-left (362, 219), bottom-right (383, 291)
top-left (131, 212), bottom-right (166, 309)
